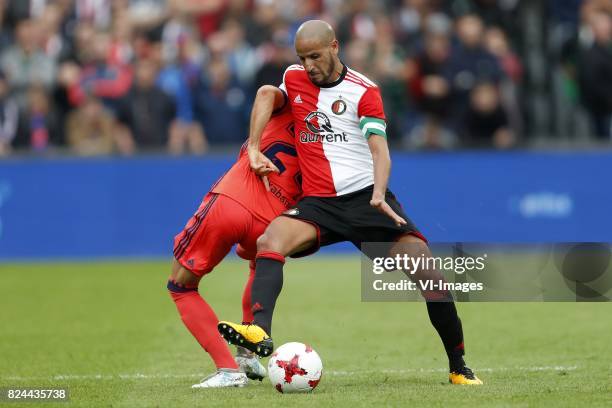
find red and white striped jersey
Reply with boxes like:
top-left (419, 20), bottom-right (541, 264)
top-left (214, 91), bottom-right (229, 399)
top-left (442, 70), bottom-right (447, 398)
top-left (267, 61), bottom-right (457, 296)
top-left (280, 64), bottom-right (387, 197)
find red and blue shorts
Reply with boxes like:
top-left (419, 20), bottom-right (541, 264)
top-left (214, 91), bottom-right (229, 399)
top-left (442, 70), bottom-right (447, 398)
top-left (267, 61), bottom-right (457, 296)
top-left (173, 193), bottom-right (268, 276)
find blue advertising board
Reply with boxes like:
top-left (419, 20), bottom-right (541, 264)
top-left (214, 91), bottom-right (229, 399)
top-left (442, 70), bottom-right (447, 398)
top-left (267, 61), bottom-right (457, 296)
top-left (0, 152), bottom-right (610, 260)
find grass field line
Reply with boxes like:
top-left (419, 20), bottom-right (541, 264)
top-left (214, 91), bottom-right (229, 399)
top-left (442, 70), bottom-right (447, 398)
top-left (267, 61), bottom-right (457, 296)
top-left (2, 365), bottom-right (578, 382)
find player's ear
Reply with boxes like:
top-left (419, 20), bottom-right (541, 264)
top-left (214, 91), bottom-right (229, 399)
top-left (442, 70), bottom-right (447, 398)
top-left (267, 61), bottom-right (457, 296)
top-left (330, 39), bottom-right (339, 55)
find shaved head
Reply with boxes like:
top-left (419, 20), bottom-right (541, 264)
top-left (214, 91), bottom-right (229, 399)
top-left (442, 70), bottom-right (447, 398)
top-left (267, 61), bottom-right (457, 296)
top-left (294, 20), bottom-right (343, 86)
top-left (295, 20), bottom-right (336, 46)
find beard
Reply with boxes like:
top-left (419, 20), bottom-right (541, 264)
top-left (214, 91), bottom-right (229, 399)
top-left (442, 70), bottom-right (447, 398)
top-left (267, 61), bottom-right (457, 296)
top-left (309, 63), bottom-right (336, 86)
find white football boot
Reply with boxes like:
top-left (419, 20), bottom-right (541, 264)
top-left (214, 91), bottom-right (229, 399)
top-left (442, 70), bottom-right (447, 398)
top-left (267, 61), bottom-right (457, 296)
top-left (235, 347), bottom-right (267, 381)
top-left (191, 370), bottom-right (248, 388)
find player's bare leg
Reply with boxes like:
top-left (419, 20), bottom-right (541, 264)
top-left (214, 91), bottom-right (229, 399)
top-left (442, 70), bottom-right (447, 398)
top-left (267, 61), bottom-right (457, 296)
top-left (218, 216), bottom-right (317, 356)
top-left (167, 260), bottom-right (248, 388)
top-left (390, 234), bottom-right (483, 385)
top-left (256, 216), bottom-right (319, 255)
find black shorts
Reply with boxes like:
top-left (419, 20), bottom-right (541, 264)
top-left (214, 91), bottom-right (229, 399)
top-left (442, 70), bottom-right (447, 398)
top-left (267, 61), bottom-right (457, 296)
top-left (281, 185), bottom-right (426, 257)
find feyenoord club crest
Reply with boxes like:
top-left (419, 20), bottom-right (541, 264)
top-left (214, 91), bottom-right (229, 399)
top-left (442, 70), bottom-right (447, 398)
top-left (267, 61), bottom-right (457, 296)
top-left (331, 98), bottom-right (346, 115)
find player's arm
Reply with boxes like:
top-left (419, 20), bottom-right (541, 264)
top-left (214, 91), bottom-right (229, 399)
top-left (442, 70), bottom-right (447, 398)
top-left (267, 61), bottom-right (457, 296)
top-left (367, 135), bottom-right (407, 227)
top-left (358, 86), bottom-right (407, 226)
top-left (247, 85), bottom-right (286, 181)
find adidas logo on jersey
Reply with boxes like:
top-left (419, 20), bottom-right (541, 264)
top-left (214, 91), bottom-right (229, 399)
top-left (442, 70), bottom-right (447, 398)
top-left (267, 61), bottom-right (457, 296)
top-left (294, 94), bottom-right (303, 104)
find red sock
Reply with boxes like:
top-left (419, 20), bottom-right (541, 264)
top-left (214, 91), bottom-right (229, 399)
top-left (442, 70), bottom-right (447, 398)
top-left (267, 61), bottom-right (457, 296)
top-left (241, 260), bottom-right (256, 324)
top-left (168, 283), bottom-right (237, 370)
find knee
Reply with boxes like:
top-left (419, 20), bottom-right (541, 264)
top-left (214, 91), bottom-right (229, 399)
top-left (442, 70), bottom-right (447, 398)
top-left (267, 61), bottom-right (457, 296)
top-left (167, 278), bottom-right (199, 302)
top-left (394, 234), bottom-right (430, 258)
top-left (400, 233), bottom-right (427, 245)
top-left (411, 241), bottom-right (430, 258)
top-left (168, 260), bottom-right (200, 293)
top-left (256, 232), bottom-right (279, 253)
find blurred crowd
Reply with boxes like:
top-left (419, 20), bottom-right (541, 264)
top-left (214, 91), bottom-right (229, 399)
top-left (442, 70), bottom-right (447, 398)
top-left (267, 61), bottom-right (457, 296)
top-left (0, 0), bottom-right (610, 157)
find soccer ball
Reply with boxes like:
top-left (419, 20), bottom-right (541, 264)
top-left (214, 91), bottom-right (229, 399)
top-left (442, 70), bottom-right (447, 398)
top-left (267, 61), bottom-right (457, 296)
top-left (268, 342), bottom-right (323, 393)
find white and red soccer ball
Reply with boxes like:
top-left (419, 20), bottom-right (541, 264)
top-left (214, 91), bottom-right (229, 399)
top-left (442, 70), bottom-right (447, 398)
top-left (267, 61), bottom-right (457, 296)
top-left (267, 342), bottom-right (323, 393)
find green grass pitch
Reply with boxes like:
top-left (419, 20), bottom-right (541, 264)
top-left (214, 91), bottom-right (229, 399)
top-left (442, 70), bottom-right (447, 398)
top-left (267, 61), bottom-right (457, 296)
top-left (1, 257), bottom-right (611, 407)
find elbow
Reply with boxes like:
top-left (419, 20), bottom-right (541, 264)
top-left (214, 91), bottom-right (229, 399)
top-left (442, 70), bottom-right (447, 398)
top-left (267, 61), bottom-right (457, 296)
top-left (256, 85), bottom-right (277, 99)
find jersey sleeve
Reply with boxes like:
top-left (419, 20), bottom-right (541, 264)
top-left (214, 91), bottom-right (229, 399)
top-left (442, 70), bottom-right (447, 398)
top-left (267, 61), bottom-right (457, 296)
top-left (271, 88), bottom-right (289, 116)
top-left (357, 86), bottom-right (387, 138)
top-left (279, 65), bottom-right (294, 94)
top-left (278, 64), bottom-right (304, 94)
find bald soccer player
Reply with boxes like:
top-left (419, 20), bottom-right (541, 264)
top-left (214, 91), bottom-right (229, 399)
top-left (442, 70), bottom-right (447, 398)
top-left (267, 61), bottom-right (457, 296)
top-left (219, 20), bottom-right (482, 385)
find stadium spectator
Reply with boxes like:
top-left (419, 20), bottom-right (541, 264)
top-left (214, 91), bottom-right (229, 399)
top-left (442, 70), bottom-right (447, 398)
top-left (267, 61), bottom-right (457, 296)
top-left (14, 84), bottom-right (61, 151)
top-left (62, 22), bottom-right (97, 65)
top-left (403, 17), bottom-right (456, 149)
top-left (408, 28), bottom-right (453, 123)
top-left (447, 14), bottom-right (502, 124)
top-left (66, 95), bottom-right (116, 155)
top-left (484, 26), bottom-right (522, 83)
top-left (253, 27), bottom-right (294, 90)
top-left (160, 10), bottom-right (197, 66)
top-left (0, 70), bottom-right (18, 155)
top-left (460, 82), bottom-right (515, 149)
top-left (156, 40), bottom-right (208, 155)
top-left (52, 61), bottom-right (81, 139)
top-left (1, 19), bottom-right (57, 107)
top-left (195, 57), bottom-right (249, 145)
top-left (108, 11), bottom-right (135, 65)
top-left (221, 18), bottom-right (259, 87)
top-left (578, 10), bottom-right (612, 139)
top-left (116, 58), bottom-right (176, 152)
top-left (67, 30), bottom-right (133, 111)
top-left (484, 26), bottom-right (523, 138)
top-left (39, 4), bottom-right (70, 61)
top-left (371, 14), bottom-right (411, 145)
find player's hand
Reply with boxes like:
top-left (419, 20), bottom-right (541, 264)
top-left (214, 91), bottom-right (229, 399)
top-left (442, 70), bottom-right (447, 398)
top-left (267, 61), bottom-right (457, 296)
top-left (248, 150), bottom-right (279, 176)
top-left (370, 194), bottom-right (407, 227)
top-left (248, 149), bottom-right (279, 191)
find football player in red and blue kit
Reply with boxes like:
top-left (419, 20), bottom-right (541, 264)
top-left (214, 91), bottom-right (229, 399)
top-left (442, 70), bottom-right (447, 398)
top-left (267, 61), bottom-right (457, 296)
top-left (168, 86), bottom-right (301, 388)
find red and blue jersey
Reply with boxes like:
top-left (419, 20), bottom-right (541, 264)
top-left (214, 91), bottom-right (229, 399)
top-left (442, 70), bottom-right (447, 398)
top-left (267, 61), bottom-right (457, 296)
top-left (212, 108), bottom-right (301, 223)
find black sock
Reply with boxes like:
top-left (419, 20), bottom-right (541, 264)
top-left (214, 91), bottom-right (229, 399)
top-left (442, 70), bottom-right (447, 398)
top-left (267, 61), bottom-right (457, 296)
top-left (251, 255), bottom-right (284, 335)
top-left (426, 300), bottom-right (465, 372)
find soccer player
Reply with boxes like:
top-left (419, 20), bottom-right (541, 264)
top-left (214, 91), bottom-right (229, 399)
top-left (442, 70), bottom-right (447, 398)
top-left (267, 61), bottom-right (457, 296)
top-left (218, 20), bottom-right (483, 385)
top-left (167, 85), bottom-right (299, 388)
